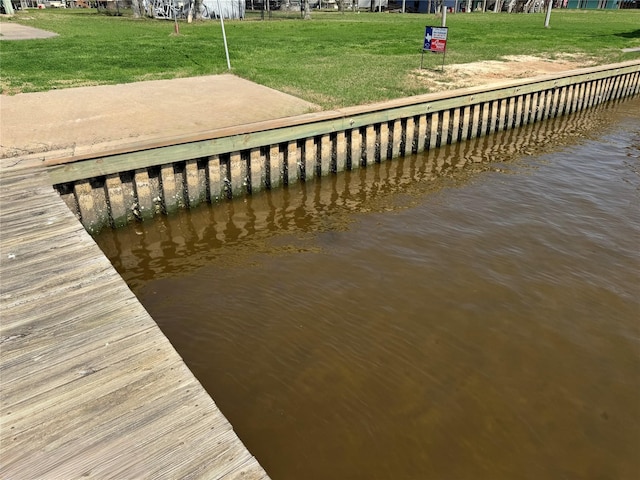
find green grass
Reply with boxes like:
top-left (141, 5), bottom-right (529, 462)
top-left (1, 8), bottom-right (639, 107)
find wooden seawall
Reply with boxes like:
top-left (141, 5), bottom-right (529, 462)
top-left (0, 165), bottom-right (269, 478)
top-left (45, 61), bottom-right (640, 233)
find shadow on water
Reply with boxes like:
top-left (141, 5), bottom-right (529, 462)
top-left (94, 97), bottom-right (640, 480)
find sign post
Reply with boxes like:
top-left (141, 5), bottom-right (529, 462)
top-left (421, 25), bottom-right (449, 72)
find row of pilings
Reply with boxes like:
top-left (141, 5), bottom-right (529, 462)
top-left (48, 61), bottom-right (640, 233)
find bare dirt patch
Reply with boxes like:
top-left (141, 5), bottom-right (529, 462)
top-left (409, 54), bottom-right (599, 92)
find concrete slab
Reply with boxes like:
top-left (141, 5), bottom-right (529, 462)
top-left (0, 74), bottom-right (320, 159)
top-left (0, 22), bottom-right (58, 40)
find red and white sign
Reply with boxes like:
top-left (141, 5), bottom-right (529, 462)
top-left (424, 26), bottom-right (448, 53)
top-left (430, 38), bottom-right (446, 52)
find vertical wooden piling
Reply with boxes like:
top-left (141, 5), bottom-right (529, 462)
top-left (186, 159), bottom-right (206, 207)
top-left (391, 119), bottom-right (402, 158)
top-left (207, 155), bottom-right (224, 203)
top-left (364, 125), bottom-right (376, 166)
top-left (319, 134), bottom-right (332, 175)
top-left (133, 169), bottom-right (154, 220)
top-left (161, 164), bottom-right (179, 213)
top-left (269, 144), bottom-right (283, 189)
top-left (286, 141), bottom-right (299, 185)
top-left (450, 108), bottom-right (461, 144)
top-left (105, 173), bottom-right (128, 228)
top-left (304, 137), bottom-right (316, 180)
top-left (350, 128), bottom-right (363, 169)
top-left (416, 114), bottom-right (427, 152)
top-left (74, 180), bottom-right (98, 232)
top-left (250, 148), bottom-right (266, 194)
top-left (228, 151), bottom-right (246, 198)
top-left (335, 131), bottom-right (347, 172)
top-left (405, 117), bottom-right (416, 155)
top-left (379, 122), bottom-right (390, 161)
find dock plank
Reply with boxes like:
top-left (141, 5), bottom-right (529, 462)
top-left (0, 167), bottom-right (269, 479)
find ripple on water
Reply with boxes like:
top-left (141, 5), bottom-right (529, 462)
top-left (94, 97), bottom-right (640, 480)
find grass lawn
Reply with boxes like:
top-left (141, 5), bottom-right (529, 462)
top-left (1, 8), bottom-right (639, 108)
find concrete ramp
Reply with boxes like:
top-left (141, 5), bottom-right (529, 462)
top-left (0, 74), bottom-right (320, 159)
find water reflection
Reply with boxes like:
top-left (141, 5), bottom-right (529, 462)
top-left (96, 101), bottom-right (621, 291)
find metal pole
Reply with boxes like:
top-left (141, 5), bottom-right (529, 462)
top-left (217, 0), bottom-right (231, 69)
top-left (441, 3), bottom-right (447, 26)
top-left (544, 0), bottom-right (552, 28)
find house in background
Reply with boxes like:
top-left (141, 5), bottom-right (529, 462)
top-left (146, 0), bottom-right (245, 18)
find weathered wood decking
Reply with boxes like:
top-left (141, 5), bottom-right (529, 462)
top-left (0, 165), bottom-right (269, 479)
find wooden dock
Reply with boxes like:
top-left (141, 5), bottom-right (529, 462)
top-left (1, 62), bottom-right (638, 478)
top-left (0, 164), bottom-right (269, 479)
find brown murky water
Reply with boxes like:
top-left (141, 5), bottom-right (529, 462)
top-left (95, 98), bottom-right (640, 480)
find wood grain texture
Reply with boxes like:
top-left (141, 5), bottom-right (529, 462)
top-left (0, 167), bottom-right (270, 479)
